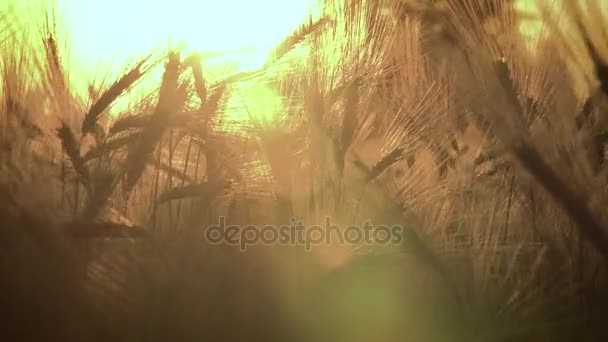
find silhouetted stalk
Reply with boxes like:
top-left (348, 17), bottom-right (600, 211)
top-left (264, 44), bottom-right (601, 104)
top-left (123, 185), bottom-right (129, 216)
top-left (81, 55), bottom-right (153, 136)
top-left (74, 180), bottom-right (79, 217)
top-left (503, 174), bottom-right (515, 243)
top-left (528, 189), bottom-right (538, 240)
top-left (176, 136), bottom-right (194, 225)
top-left (151, 142), bottom-right (162, 232)
top-left (167, 132), bottom-right (174, 228)
top-left (512, 143), bottom-right (608, 260)
top-left (61, 150), bottom-right (65, 207)
top-left (193, 146), bottom-right (201, 182)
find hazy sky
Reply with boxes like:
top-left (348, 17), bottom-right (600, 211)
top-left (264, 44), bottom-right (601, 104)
top-left (2, 0), bottom-right (321, 104)
top-left (1, 0), bottom-right (552, 106)
top-left (59, 0), bottom-right (320, 75)
top-left (4, 1), bottom-right (544, 71)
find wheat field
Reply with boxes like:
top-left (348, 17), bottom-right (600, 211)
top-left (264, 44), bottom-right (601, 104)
top-left (2, 0), bottom-right (608, 341)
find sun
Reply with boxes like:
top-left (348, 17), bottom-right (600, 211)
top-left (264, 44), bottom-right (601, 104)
top-left (25, 0), bottom-right (322, 126)
top-left (59, 0), bottom-right (320, 78)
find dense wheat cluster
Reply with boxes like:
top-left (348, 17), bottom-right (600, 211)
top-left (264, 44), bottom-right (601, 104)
top-left (2, 0), bottom-right (608, 341)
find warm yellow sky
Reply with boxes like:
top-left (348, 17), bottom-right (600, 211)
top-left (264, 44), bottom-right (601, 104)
top-left (2, 0), bottom-right (321, 113)
top-left (0, 0), bottom-right (565, 110)
top-left (4, 0), bottom-right (319, 84)
top-left (4, 0), bottom-right (547, 76)
top-left (60, 0), bottom-right (320, 67)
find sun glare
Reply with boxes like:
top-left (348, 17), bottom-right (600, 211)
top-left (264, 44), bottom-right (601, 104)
top-left (17, 0), bottom-right (322, 127)
top-left (60, 0), bottom-right (320, 78)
